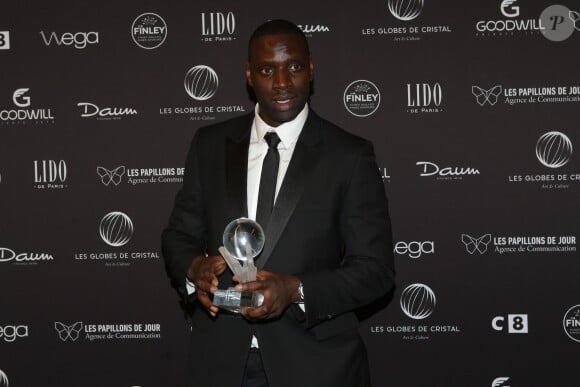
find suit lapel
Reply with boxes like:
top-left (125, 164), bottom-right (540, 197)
top-left (258, 112), bottom-right (322, 269)
top-left (225, 116), bottom-right (252, 220)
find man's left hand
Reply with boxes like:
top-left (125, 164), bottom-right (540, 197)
top-left (235, 270), bottom-right (301, 321)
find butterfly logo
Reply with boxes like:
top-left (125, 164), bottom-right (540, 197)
top-left (492, 377), bottom-right (510, 387)
top-left (472, 85), bottom-right (503, 106)
top-left (97, 166), bottom-right (126, 186)
top-left (570, 10), bottom-right (580, 31)
top-left (461, 234), bottom-right (492, 254)
top-left (54, 321), bottom-right (83, 341)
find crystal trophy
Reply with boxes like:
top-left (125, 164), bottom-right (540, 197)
top-left (213, 218), bottom-right (265, 313)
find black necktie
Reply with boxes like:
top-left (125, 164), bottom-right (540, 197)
top-left (256, 132), bottom-right (281, 229)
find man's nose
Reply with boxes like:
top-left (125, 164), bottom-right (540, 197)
top-left (273, 69), bottom-right (291, 89)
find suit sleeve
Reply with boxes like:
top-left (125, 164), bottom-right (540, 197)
top-left (161, 130), bottom-right (208, 301)
top-left (299, 141), bottom-right (395, 327)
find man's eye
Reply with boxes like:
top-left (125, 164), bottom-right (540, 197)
top-left (260, 67), bottom-right (273, 76)
top-left (289, 64), bottom-right (302, 72)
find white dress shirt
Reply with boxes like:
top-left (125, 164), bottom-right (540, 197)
top-left (246, 103), bottom-right (308, 220)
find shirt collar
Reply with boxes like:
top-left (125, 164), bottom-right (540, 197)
top-left (253, 103), bottom-right (309, 148)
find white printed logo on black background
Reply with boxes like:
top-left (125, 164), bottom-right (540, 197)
top-left (508, 131), bottom-right (578, 190)
top-left (407, 83), bottom-right (443, 114)
top-left (492, 377), bottom-right (511, 387)
top-left (571, 11), bottom-right (580, 30)
top-left (462, 234), bottom-right (577, 255)
top-left (462, 234), bottom-right (492, 254)
top-left (501, 0), bottom-right (519, 18)
top-left (131, 13), bottom-right (167, 49)
top-left (400, 283), bottom-right (436, 319)
top-left (55, 321), bottom-right (83, 342)
top-left (0, 247), bottom-right (54, 265)
top-left (1, 89), bottom-right (55, 125)
top-left (0, 369), bottom-right (8, 387)
top-left (97, 166), bottom-right (126, 186)
top-left (13, 88), bottom-right (30, 107)
top-left (184, 65), bottom-right (219, 101)
top-left (33, 160), bottom-right (67, 190)
top-left (0, 325), bottom-right (29, 342)
top-left (563, 305), bottom-right (580, 342)
top-left (361, 0), bottom-right (451, 41)
top-left (535, 131), bottom-right (573, 168)
top-left (40, 31), bottom-right (99, 49)
top-left (99, 211), bottom-right (134, 247)
top-left (416, 161), bottom-right (480, 180)
top-left (394, 241), bottom-right (434, 258)
top-left (298, 24), bottom-right (330, 36)
top-left (492, 314), bottom-right (529, 333)
top-left (200, 12), bottom-right (236, 42)
top-left (343, 80), bottom-right (380, 117)
top-left (54, 321), bottom-right (162, 342)
top-left (387, 0), bottom-right (424, 21)
top-left (472, 85), bottom-right (502, 106)
top-left (75, 211), bottom-right (158, 266)
top-left (476, 1), bottom-right (543, 37)
top-left (371, 283), bottom-right (460, 339)
top-left (78, 102), bottom-right (137, 119)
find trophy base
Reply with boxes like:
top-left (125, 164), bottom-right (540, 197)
top-left (213, 288), bottom-right (264, 313)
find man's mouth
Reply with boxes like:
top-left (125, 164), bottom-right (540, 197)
top-left (272, 95), bottom-right (295, 106)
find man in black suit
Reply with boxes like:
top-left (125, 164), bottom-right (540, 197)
top-left (162, 19), bottom-right (394, 387)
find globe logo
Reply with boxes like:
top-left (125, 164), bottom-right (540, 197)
top-left (99, 211), bottom-right (133, 247)
top-left (184, 65), bottom-right (219, 101)
top-left (387, 0), bottom-right (424, 21)
top-left (400, 283), bottom-right (436, 319)
top-left (0, 369), bottom-right (8, 387)
top-left (535, 131), bottom-right (573, 168)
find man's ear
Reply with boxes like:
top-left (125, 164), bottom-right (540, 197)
top-left (309, 58), bottom-right (314, 81)
top-left (245, 62), bottom-right (253, 87)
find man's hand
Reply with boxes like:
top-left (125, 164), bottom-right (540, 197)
top-left (235, 270), bottom-right (301, 321)
top-left (187, 255), bottom-right (227, 317)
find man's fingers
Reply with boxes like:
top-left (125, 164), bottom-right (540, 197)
top-left (196, 290), bottom-right (212, 308)
top-left (214, 262), bottom-right (227, 275)
top-left (196, 275), bottom-right (217, 293)
top-left (197, 290), bottom-right (219, 316)
top-left (235, 280), bottom-right (263, 292)
top-left (242, 305), bottom-right (270, 320)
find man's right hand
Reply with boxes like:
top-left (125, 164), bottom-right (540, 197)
top-left (187, 255), bottom-right (227, 317)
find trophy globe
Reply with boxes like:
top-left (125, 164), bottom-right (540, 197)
top-left (214, 218), bottom-right (265, 312)
top-left (223, 218), bottom-right (265, 262)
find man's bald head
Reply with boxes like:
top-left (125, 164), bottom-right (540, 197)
top-left (248, 19), bottom-right (309, 58)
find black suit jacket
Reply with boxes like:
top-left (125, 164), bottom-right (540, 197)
top-left (162, 110), bottom-right (395, 387)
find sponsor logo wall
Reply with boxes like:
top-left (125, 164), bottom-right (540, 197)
top-left (1, 1), bottom-right (577, 386)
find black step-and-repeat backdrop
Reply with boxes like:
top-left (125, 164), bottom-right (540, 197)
top-left (1, 1), bottom-right (579, 386)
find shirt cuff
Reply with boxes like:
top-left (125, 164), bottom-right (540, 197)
top-left (186, 277), bottom-right (196, 295)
